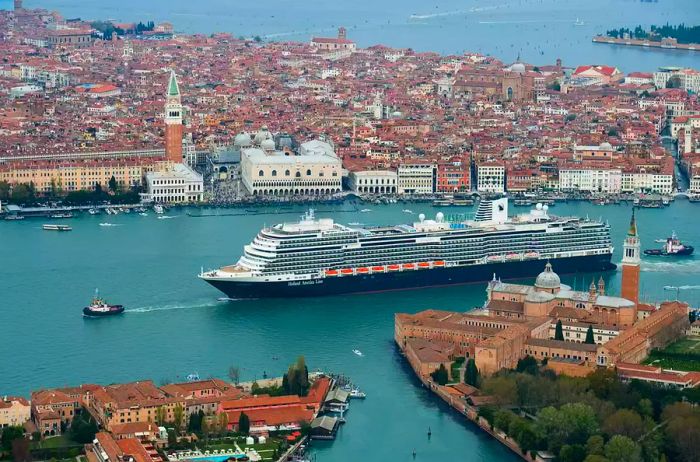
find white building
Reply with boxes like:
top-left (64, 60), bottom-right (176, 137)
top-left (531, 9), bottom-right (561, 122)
top-left (348, 170), bottom-right (398, 194)
top-left (145, 163), bottom-right (203, 204)
top-left (654, 68), bottom-right (700, 93)
top-left (240, 136), bottom-right (341, 196)
top-left (549, 321), bottom-right (620, 345)
top-left (397, 163), bottom-right (436, 194)
top-left (477, 164), bottom-right (505, 193)
top-left (689, 175), bottom-right (700, 194)
top-left (620, 171), bottom-right (673, 194)
top-left (559, 168), bottom-right (622, 194)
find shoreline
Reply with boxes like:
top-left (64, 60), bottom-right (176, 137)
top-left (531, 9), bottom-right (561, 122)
top-left (592, 35), bottom-right (700, 52)
top-left (395, 343), bottom-right (532, 461)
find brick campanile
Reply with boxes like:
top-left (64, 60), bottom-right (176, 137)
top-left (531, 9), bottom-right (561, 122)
top-left (621, 210), bottom-right (641, 305)
top-left (164, 70), bottom-right (183, 164)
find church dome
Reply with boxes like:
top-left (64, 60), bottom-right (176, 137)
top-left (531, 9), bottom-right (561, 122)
top-left (261, 138), bottom-right (276, 151)
top-left (234, 132), bottom-right (252, 148)
top-left (535, 262), bottom-right (560, 290)
top-left (510, 62), bottom-right (526, 74)
top-left (254, 126), bottom-right (272, 145)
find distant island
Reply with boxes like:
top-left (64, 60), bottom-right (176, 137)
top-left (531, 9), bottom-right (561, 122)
top-left (605, 23), bottom-right (700, 44)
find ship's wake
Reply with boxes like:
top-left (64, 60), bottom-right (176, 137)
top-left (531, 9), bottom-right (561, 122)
top-left (127, 300), bottom-right (216, 313)
top-left (638, 259), bottom-right (700, 273)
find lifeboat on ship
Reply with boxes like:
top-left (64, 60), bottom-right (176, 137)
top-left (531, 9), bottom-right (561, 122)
top-left (488, 255), bottom-right (503, 262)
top-left (506, 253), bottom-right (520, 260)
top-left (371, 266), bottom-right (385, 272)
top-left (357, 267), bottom-right (369, 274)
top-left (433, 260), bottom-right (445, 267)
top-left (340, 268), bottom-right (354, 275)
top-left (417, 262), bottom-right (430, 269)
top-left (325, 269), bottom-right (339, 277)
top-left (523, 251), bottom-right (539, 259)
top-left (387, 264), bottom-right (400, 271)
top-left (402, 263), bottom-right (416, 270)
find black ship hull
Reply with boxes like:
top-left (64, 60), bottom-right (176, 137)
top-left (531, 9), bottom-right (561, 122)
top-left (82, 305), bottom-right (125, 317)
top-left (203, 253), bottom-right (615, 299)
top-left (644, 247), bottom-right (694, 256)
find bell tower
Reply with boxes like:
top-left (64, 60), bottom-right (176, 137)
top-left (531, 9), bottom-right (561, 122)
top-left (164, 70), bottom-right (183, 164)
top-left (621, 210), bottom-right (640, 305)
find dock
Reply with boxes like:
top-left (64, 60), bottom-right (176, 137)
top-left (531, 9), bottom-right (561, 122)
top-left (592, 35), bottom-right (700, 52)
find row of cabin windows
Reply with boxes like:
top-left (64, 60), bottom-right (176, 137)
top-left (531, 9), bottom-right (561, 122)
top-left (259, 169), bottom-right (337, 177)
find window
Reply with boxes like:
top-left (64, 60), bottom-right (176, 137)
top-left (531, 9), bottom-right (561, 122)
top-left (259, 170), bottom-right (264, 177)
top-left (306, 169), bottom-right (312, 176)
top-left (271, 170), bottom-right (277, 177)
top-left (296, 171), bottom-right (301, 178)
top-left (285, 170), bottom-right (290, 176)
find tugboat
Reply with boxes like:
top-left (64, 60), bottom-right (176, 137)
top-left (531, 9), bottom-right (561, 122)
top-left (644, 232), bottom-right (694, 256)
top-left (82, 289), bottom-right (125, 317)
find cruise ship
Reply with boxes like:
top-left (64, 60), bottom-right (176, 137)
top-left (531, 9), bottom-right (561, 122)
top-left (199, 199), bottom-right (615, 298)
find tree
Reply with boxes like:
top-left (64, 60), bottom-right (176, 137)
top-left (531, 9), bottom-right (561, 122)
top-left (1, 426), bottom-right (24, 451)
top-left (167, 428), bottom-right (177, 446)
top-left (583, 456), bottom-right (609, 462)
top-left (465, 358), bottom-right (480, 386)
top-left (430, 364), bottom-right (449, 385)
top-left (69, 411), bottom-right (98, 444)
top-left (188, 410), bottom-right (203, 433)
top-left (516, 355), bottom-right (539, 375)
top-left (483, 375), bottom-right (518, 405)
top-left (0, 181), bottom-right (10, 201)
top-left (217, 412), bottom-right (229, 436)
top-left (11, 437), bottom-right (30, 462)
top-left (173, 403), bottom-right (184, 431)
top-left (494, 409), bottom-right (514, 432)
top-left (535, 403), bottom-right (599, 453)
top-left (585, 325), bottom-right (595, 344)
top-left (604, 435), bottom-right (642, 462)
top-left (228, 366), bottom-right (240, 385)
top-left (108, 175), bottom-right (118, 193)
top-left (238, 412), bottom-right (250, 435)
top-left (560, 444), bottom-right (587, 462)
top-left (155, 406), bottom-right (167, 426)
top-left (602, 409), bottom-right (645, 440)
top-left (586, 435), bottom-right (605, 456)
top-left (555, 320), bottom-right (565, 340)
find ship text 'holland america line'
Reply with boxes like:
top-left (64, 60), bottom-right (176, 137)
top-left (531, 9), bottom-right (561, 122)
top-left (199, 199), bottom-right (615, 298)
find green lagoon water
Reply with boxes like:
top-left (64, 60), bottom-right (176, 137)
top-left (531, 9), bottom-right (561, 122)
top-left (2, 200), bottom-right (700, 461)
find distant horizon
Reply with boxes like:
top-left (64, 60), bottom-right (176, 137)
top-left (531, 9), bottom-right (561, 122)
top-left (12, 0), bottom-right (700, 72)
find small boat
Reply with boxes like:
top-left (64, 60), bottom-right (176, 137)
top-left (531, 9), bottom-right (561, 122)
top-left (340, 268), bottom-right (353, 275)
top-left (371, 266), bottom-right (385, 272)
top-left (88, 208), bottom-right (99, 215)
top-left (43, 224), bottom-right (72, 231)
top-left (348, 387), bottom-right (366, 399)
top-left (356, 267), bottom-right (369, 274)
top-left (352, 349), bottom-right (363, 357)
top-left (401, 263), bottom-right (416, 270)
top-left (325, 269), bottom-right (339, 276)
top-left (417, 262), bottom-right (430, 268)
top-left (50, 212), bottom-right (73, 219)
top-left (644, 231), bottom-right (694, 256)
top-left (360, 208), bottom-right (372, 213)
top-left (154, 204), bottom-right (164, 214)
top-left (574, 18), bottom-right (584, 26)
top-left (82, 289), bottom-right (124, 317)
top-left (403, 209), bottom-right (414, 214)
top-left (139, 212), bottom-right (148, 217)
top-left (433, 260), bottom-right (445, 267)
top-left (186, 372), bottom-right (200, 382)
top-left (4, 215), bottom-right (24, 220)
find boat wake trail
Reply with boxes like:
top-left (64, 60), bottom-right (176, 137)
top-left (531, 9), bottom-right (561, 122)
top-left (99, 223), bottom-right (120, 227)
top-left (639, 259), bottom-right (700, 273)
top-left (157, 215), bottom-right (178, 220)
top-left (127, 300), bottom-right (216, 313)
top-left (664, 285), bottom-right (700, 290)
